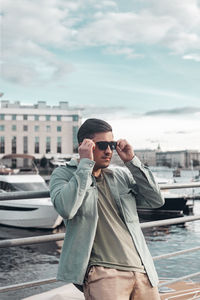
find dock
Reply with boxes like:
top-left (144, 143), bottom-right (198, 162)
top-left (160, 280), bottom-right (200, 299)
top-left (23, 284), bottom-right (84, 300)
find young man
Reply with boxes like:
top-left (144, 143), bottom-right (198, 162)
top-left (50, 118), bottom-right (164, 300)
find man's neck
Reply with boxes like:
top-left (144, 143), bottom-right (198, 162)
top-left (92, 168), bottom-right (102, 178)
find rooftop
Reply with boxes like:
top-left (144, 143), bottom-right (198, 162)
top-left (0, 100), bottom-right (69, 110)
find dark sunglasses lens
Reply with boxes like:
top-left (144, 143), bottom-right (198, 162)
top-left (111, 142), bottom-right (117, 150)
top-left (96, 141), bottom-right (116, 150)
top-left (97, 142), bottom-right (108, 150)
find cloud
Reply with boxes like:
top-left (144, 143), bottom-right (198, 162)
top-left (146, 139), bottom-right (161, 144)
top-left (76, 12), bottom-right (175, 46)
top-left (80, 110), bottom-right (200, 150)
top-left (183, 53), bottom-right (200, 62)
top-left (103, 47), bottom-right (143, 59)
top-left (165, 130), bottom-right (188, 135)
top-left (1, 0), bottom-right (200, 85)
top-left (145, 107), bottom-right (200, 116)
top-left (139, 0), bottom-right (200, 54)
top-left (95, 1), bottom-right (117, 9)
top-left (77, 105), bottom-right (132, 119)
top-left (141, 0), bottom-right (200, 28)
top-left (73, 1), bottom-right (200, 56)
top-left (1, 0), bottom-right (76, 85)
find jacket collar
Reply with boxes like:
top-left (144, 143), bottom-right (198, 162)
top-left (67, 158), bottom-right (79, 167)
top-left (67, 158), bottom-right (114, 175)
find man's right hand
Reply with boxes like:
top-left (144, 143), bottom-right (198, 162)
top-left (78, 139), bottom-right (95, 161)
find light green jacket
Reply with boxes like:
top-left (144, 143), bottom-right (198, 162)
top-left (49, 156), bottom-right (164, 287)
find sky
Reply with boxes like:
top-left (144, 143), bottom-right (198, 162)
top-left (1, 0), bottom-right (200, 151)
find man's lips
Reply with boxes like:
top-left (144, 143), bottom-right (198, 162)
top-left (102, 156), bottom-right (111, 160)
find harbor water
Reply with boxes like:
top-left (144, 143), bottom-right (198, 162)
top-left (0, 169), bottom-right (200, 299)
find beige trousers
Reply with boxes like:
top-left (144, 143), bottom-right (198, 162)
top-left (83, 266), bottom-right (161, 300)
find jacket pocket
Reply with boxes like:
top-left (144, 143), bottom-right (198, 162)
top-left (120, 190), bottom-right (139, 223)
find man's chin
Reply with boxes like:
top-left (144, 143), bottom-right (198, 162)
top-left (101, 162), bottom-right (110, 169)
top-left (95, 161), bottom-right (110, 169)
top-left (101, 165), bottom-right (109, 169)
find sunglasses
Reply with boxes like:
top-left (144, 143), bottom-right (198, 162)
top-left (95, 141), bottom-right (117, 151)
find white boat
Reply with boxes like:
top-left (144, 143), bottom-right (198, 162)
top-left (0, 154), bottom-right (62, 229)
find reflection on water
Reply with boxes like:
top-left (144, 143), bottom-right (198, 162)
top-left (0, 225), bottom-right (66, 300)
top-left (146, 201), bottom-right (200, 282)
top-left (148, 220), bottom-right (200, 282)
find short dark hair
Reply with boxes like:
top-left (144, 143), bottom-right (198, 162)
top-left (77, 118), bottom-right (112, 143)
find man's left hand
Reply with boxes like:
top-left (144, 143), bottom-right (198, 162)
top-left (116, 139), bottom-right (135, 163)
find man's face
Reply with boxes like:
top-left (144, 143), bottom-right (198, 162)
top-left (92, 131), bottom-right (115, 170)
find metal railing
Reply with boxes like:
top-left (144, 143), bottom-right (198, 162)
top-left (0, 190), bottom-right (49, 201)
top-left (0, 181), bottom-right (200, 201)
top-left (0, 215), bottom-right (200, 293)
top-left (0, 215), bottom-right (200, 249)
top-left (0, 181), bottom-right (200, 294)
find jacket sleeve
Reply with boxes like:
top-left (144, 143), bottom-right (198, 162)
top-left (124, 156), bottom-right (165, 209)
top-left (49, 158), bottom-right (95, 220)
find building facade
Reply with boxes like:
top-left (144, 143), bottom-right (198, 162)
top-left (156, 150), bottom-right (200, 168)
top-left (131, 149), bottom-right (200, 169)
top-left (0, 100), bottom-right (82, 159)
top-left (134, 149), bottom-right (157, 166)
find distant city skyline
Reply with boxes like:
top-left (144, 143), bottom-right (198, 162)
top-left (1, 0), bottom-right (200, 150)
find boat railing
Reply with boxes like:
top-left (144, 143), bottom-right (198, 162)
top-left (0, 182), bottom-right (200, 295)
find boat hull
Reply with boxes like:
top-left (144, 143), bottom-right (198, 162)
top-left (137, 195), bottom-right (193, 222)
top-left (0, 198), bottom-right (62, 229)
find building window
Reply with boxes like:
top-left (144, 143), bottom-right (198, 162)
top-left (46, 115), bottom-right (51, 121)
top-left (57, 137), bottom-right (62, 153)
top-left (12, 114), bottom-right (17, 120)
top-left (23, 136), bottom-right (28, 154)
top-left (72, 114), bottom-right (79, 121)
top-left (57, 126), bottom-right (62, 132)
top-left (0, 125), bottom-right (5, 131)
top-left (34, 115), bottom-right (39, 121)
top-left (46, 125), bottom-right (51, 132)
top-left (12, 136), bottom-right (17, 154)
top-left (0, 136), bottom-right (5, 153)
top-left (23, 114), bottom-right (28, 120)
top-left (23, 125), bottom-right (28, 131)
top-left (12, 125), bottom-right (16, 131)
top-left (57, 115), bottom-right (61, 121)
top-left (35, 137), bottom-right (40, 154)
top-left (34, 125), bottom-right (39, 132)
top-left (0, 114), bottom-right (5, 120)
top-left (46, 136), bottom-right (51, 153)
top-left (73, 126), bottom-right (79, 152)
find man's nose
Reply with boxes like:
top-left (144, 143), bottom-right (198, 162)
top-left (105, 145), bottom-right (112, 153)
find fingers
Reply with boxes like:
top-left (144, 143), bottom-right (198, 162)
top-left (80, 139), bottom-right (95, 150)
top-left (78, 139), bottom-right (95, 160)
top-left (116, 139), bottom-right (134, 162)
top-left (116, 139), bottom-right (129, 151)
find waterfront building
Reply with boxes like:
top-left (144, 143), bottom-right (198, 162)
top-left (185, 150), bottom-right (200, 168)
top-left (156, 150), bottom-right (200, 168)
top-left (134, 149), bottom-right (157, 166)
top-left (0, 100), bottom-right (82, 159)
top-left (131, 148), bottom-right (200, 169)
